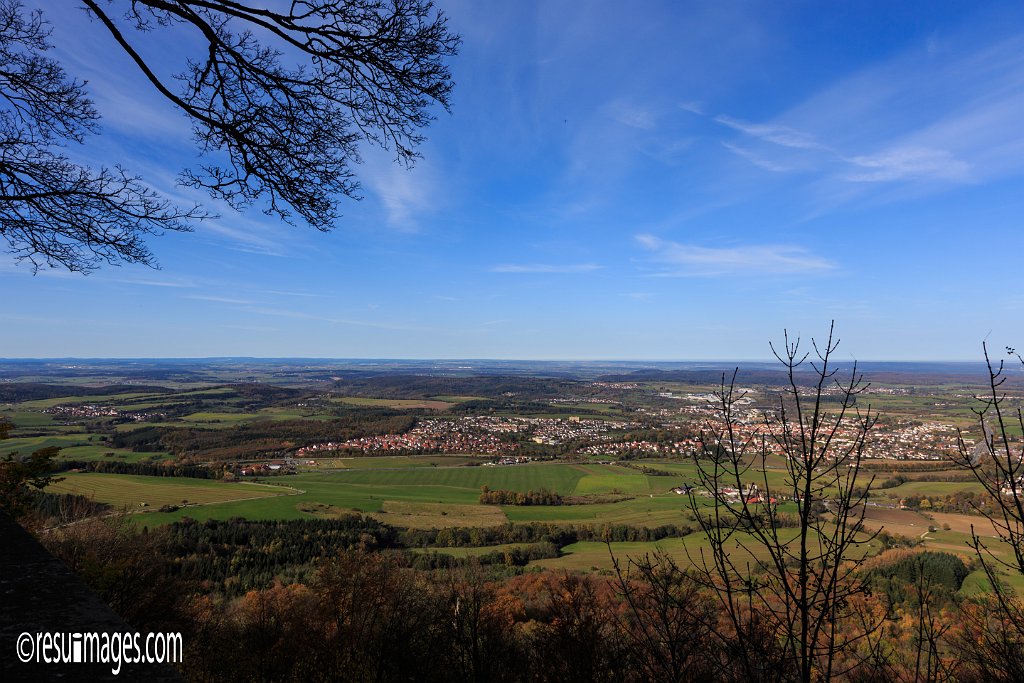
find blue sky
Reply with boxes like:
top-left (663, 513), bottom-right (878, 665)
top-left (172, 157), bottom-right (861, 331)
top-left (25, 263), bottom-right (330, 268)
top-left (4, 0), bottom-right (1024, 360)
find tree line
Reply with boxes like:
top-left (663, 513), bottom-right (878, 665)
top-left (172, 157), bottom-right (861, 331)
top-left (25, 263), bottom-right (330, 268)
top-left (56, 460), bottom-right (215, 479)
top-left (479, 487), bottom-right (564, 506)
top-left (111, 412), bottom-right (417, 459)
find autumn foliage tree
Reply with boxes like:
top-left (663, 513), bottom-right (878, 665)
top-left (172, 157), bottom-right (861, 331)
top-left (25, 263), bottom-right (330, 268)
top-left (0, 445), bottom-right (60, 519)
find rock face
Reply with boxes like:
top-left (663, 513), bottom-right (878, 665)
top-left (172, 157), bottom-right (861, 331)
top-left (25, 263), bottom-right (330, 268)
top-left (0, 513), bottom-right (181, 681)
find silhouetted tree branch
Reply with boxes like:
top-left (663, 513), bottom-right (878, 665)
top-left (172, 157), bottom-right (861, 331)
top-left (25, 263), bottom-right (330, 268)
top-left (0, 0), bottom-right (459, 271)
top-left (0, 0), bottom-right (202, 271)
top-left (685, 322), bottom-right (883, 682)
top-left (951, 343), bottom-right (1024, 676)
top-left (954, 344), bottom-right (1024, 579)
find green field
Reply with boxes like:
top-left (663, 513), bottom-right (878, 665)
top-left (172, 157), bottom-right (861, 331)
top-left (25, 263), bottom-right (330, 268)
top-left (0, 433), bottom-right (170, 462)
top-left (334, 397), bottom-right (455, 410)
top-left (180, 411), bottom-right (264, 423)
top-left (430, 395), bottom-right (488, 403)
top-left (304, 455), bottom-right (485, 470)
top-left (57, 445), bottom-right (172, 463)
top-left (48, 473), bottom-right (294, 509)
top-left (412, 543), bottom-right (533, 557)
top-left (528, 526), bottom-right (876, 572)
top-left (959, 568), bottom-right (1024, 596)
top-left (51, 462), bottom-right (699, 526)
top-left (0, 410), bottom-right (58, 429)
top-left (879, 480), bottom-right (986, 497)
top-left (0, 434), bottom-right (92, 456)
top-left (42, 454), bottom-right (993, 540)
top-left (12, 392), bottom-right (161, 410)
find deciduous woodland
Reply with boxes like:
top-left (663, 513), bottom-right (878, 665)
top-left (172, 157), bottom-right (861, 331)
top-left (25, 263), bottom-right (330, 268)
top-left (22, 514), bottom-right (1023, 682)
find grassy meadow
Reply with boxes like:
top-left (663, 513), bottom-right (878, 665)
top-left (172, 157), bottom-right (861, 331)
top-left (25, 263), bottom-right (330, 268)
top-left (55, 460), bottom-right (703, 527)
top-left (47, 472), bottom-right (294, 509)
top-left (0, 433), bottom-right (172, 462)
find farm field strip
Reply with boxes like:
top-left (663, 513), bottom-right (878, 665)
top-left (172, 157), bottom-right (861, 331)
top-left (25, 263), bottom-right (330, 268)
top-left (0, 434), bottom-right (95, 456)
top-left (298, 463), bottom-right (592, 493)
top-left (48, 473), bottom-right (295, 509)
top-left (48, 460), bottom-right (763, 529)
top-left (305, 455), bottom-right (485, 469)
top-left (370, 500), bottom-right (509, 528)
top-left (411, 543), bottom-right (533, 557)
top-left (530, 527), bottom-right (843, 571)
top-left (879, 480), bottom-right (986, 497)
top-left (56, 445), bottom-right (172, 462)
top-left (13, 392), bottom-right (165, 409)
top-left (334, 397), bottom-right (456, 410)
top-left (0, 410), bottom-right (58, 428)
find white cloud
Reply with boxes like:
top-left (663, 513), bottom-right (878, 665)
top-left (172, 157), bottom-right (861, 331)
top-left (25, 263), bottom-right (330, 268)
top-left (108, 275), bottom-right (198, 289)
top-left (197, 220), bottom-right (290, 257)
top-left (222, 325), bottom-right (280, 333)
top-left (715, 111), bottom-right (976, 188)
top-left (260, 289), bottom-right (328, 298)
top-left (705, 30), bottom-right (1024, 199)
top-left (844, 146), bottom-right (972, 182)
top-left (363, 154), bottom-right (440, 231)
top-left (490, 263), bottom-right (603, 274)
top-left (721, 143), bottom-right (794, 173)
top-left (636, 234), bottom-right (836, 276)
top-left (715, 115), bottom-right (828, 151)
top-left (243, 305), bottom-right (424, 331)
top-left (184, 295), bottom-right (258, 305)
top-left (608, 101), bottom-right (657, 130)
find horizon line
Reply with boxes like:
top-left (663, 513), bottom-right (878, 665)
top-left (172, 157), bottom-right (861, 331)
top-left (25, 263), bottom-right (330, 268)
top-left (0, 356), bottom-right (990, 364)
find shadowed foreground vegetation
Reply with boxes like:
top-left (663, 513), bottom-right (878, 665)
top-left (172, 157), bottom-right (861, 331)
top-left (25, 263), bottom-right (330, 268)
top-left (27, 514), bottom-right (1024, 683)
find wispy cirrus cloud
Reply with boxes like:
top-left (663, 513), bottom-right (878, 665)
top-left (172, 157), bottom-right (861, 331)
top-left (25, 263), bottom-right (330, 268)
top-left (0, 264), bottom-right (204, 289)
top-left (715, 115), bottom-right (829, 151)
top-left (844, 146), bottom-right (972, 182)
top-left (362, 152), bottom-right (441, 231)
top-left (636, 234), bottom-right (836, 276)
top-left (196, 220), bottom-right (291, 257)
top-left (704, 30), bottom-right (1024, 194)
top-left (721, 143), bottom-right (795, 173)
top-left (608, 101), bottom-right (658, 130)
top-left (490, 263), bottom-right (603, 274)
top-left (184, 295), bottom-right (259, 305)
top-left (259, 289), bottom-right (329, 299)
top-left (716, 114), bottom-right (975, 186)
top-left (123, 278), bottom-right (197, 288)
top-left (242, 305), bottom-right (425, 331)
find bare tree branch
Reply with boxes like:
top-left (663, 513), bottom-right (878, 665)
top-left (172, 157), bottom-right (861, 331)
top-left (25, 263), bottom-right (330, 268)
top-left (685, 322), bottom-right (882, 682)
top-left (0, 0), bottom-right (458, 271)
